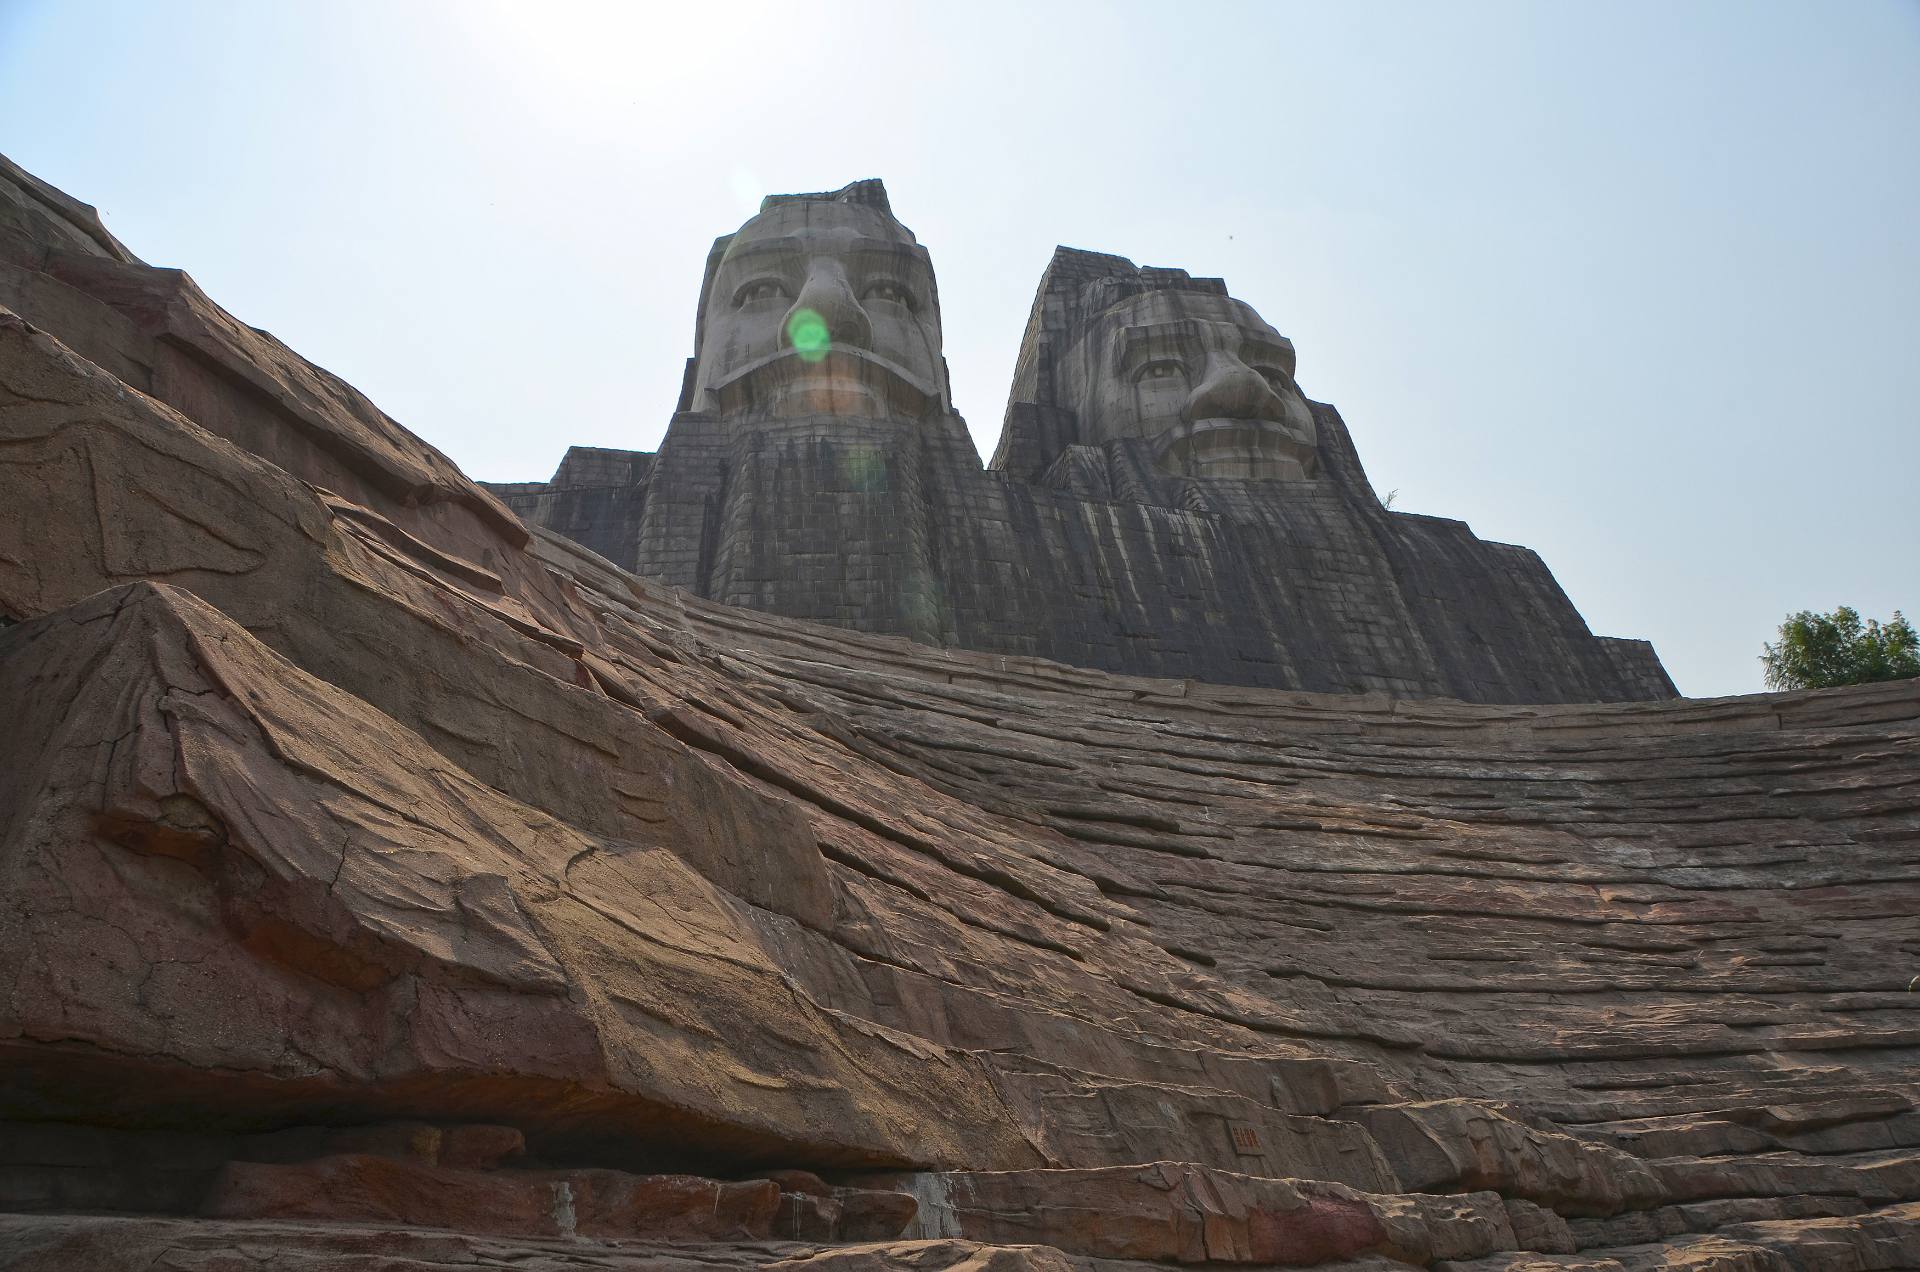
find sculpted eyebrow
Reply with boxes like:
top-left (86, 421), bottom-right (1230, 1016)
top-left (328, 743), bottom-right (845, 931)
top-left (847, 244), bottom-right (929, 272)
top-left (1117, 322), bottom-right (1201, 366)
top-left (1239, 334), bottom-right (1295, 366)
top-left (849, 237), bottom-right (926, 258)
top-left (726, 236), bottom-right (923, 263)
top-left (719, 238), bottom-right (929, 289)
top-left (719, 238), bottom-right (805, 271)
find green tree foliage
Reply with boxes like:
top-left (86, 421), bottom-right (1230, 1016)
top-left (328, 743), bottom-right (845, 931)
top-left (1761, 606), bottom-right (1920, 690)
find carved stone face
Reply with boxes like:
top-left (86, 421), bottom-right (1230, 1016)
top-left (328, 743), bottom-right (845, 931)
top-left (689, 198), bottom-right (946, 422)
top-left (1060, 290), bottom-right (1319, 480)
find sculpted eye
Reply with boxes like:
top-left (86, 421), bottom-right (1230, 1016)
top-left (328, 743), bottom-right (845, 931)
top-left (862, 280), bottom-right (915, 309)
top-left (734, 278), bottom-right (789, 307)
top-left (1136, 360), bottom-right (1186, 384)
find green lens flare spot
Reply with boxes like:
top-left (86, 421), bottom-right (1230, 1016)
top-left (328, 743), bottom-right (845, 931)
top-left (787, 308), bottom-right (831, 363)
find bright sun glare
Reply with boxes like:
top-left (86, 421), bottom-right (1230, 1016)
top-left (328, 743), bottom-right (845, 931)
top-left (461, 1), bottom-right (750, 123)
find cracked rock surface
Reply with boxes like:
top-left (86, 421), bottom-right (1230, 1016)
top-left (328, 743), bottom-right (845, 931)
top-left (1, 153), bottom-right (1916, 1269)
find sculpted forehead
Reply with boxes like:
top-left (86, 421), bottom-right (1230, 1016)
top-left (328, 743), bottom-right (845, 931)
top-left (730, 198), bottom-right (917, 250)
top-left (1080, 290), bottom-right (1287, 360)
top-left (711, 201), bottom-right (926, 293)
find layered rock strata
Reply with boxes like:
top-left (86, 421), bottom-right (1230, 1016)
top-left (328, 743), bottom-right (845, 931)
top-left (2, 154), bottom-right (1917, 1270)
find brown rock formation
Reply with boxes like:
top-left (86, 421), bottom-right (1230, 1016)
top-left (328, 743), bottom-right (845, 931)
top-left (1, 154), bottom-right (1916, 1269)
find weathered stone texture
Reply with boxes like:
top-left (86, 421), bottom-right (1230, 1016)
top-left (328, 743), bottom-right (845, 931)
top-left (488, 445), bottom-right (653, 568)
top-left (491, 192), bottom-right (1675, 704)
top-left (1, 155), bottom-right (1915, 1270)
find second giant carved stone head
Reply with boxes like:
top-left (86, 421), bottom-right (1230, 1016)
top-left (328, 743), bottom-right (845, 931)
top-left (1059, 282), bottom-right (1318, 480)
top-left (996, 251), bottom-right (1321, 483)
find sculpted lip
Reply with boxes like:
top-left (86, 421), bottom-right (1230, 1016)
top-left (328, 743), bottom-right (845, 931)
top-left (710, 345), bottom-right (939, 420)
top-left (1177, 415), bottom-right (1316, 444)
top-left (1154, 414), bottom-right (1321, 480)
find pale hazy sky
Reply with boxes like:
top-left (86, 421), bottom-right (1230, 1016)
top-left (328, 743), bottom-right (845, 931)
top-left (4, 0), bottom-right (1915, 697)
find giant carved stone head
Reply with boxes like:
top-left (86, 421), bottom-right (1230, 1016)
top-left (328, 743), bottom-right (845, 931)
top-left (998, 252), bottom-right (1320, 482)
top-left (681, 180), bottom-right (949, 424)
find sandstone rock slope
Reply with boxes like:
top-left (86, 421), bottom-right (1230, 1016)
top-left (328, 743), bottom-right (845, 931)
top-left (1, 154), bottom-right (1916, 1270)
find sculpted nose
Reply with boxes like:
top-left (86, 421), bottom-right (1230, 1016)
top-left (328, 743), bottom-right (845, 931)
top-left (1184, 351), bottom-right (1287, 423)
top-left (783, 264), bottom-right (872, 353)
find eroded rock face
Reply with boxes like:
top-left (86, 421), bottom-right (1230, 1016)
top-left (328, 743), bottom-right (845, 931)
top-left (203, 1155), bottom-right (786, 1241)
top-left (1, 153), bottom-right (1917, 1270)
